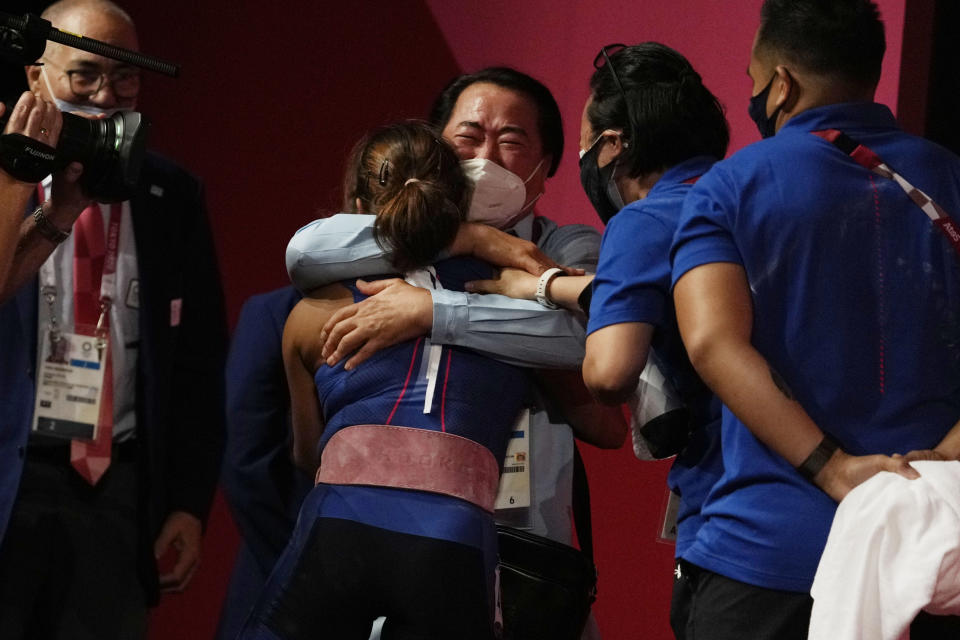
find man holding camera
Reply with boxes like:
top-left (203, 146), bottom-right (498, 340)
top-left (0, 1), bottom-right (226, 638)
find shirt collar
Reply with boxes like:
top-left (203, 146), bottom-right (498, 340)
top-left (507, 213), bottom-right (535, 241)
top-left (779, 102), bottom-right (899, 136)
top-left (647, 155), bottom-right (719, 198)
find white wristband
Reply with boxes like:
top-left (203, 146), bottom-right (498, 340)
top-left (535, 267), bottom-right (563, 309)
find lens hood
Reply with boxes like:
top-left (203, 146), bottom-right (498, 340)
top-left (0, 104), bottom-right (150, 202)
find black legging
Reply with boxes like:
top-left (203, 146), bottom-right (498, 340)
top-left (245, 516), bottom-right (495, 640)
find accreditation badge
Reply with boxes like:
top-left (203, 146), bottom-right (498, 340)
top-left (32, 328), bottom-right (107, 441)
top-left (495, 409), bottom-right (531, 511)
top-left (658, 489), bottom-right (681, 544)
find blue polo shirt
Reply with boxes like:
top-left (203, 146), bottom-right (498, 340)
top-left (671, 102), bottom-right (960, 592)
top-left (587, 155), bottom-right (723, 558)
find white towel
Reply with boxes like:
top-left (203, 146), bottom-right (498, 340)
top-left (809, 461), bottom-right (960, 640)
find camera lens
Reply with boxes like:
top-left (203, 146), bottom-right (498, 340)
top-left (54, 110), bottom-right (149, 202)
top-left (0, 104), bottom-right (149, 202)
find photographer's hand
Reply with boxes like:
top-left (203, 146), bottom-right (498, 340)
top-left (47, 159), bottom-right (89, 229)
top-left (6, 91), bottom-right (89, 227)
top-left (3, 91), bottom-right (62, 142)
top-left (0, 92), bottom-right (62, 191)
top-left (0, 92), bottom-right (88, 304)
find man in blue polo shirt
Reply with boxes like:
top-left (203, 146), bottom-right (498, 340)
top-left (671, 0), bottom-right (960, 638)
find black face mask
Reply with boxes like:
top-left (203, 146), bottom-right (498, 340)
top-left (579, 137), bottom-right (623, 225)
top-left (748, 74), bottom-right (782, 139)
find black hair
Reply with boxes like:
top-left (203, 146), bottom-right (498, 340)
top-left (587, 42), bottom-right (729, 177)
top-left (756, 0), bottom-right (885, 87)
top-left (429, 67), bottom-right (564, 176)
top-left (345, 121), bottom-right (468, 272)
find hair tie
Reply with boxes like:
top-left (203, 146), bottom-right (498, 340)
top-left (404, 178), bottom-right (421, 186)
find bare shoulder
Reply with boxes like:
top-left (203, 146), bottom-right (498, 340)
top-left (284, 283), bottom-right (354, 371)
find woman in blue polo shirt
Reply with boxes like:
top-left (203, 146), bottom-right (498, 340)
top-left (469, 42), bottom-right (729, 638)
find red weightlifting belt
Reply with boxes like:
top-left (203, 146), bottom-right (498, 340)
top-left (316, 424), bottom-right (501, 513)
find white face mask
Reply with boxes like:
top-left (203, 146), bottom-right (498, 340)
top-left (462, 157), bottom-right (544, 230)
top-left (42, 67), bottom-right (134, 118)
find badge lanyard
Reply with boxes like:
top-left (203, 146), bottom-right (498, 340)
top-left (33, 184), bottom-right (122, 443)
top-left (812, 129), bottom-right (960, 256)
top-left (36, 184), bottom-right (123, 347)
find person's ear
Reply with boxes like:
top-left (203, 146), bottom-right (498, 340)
top-left (772, 65), bottom-right (795, 112)
top-left (597, 130), bottom-right (626, 167)
top-left (605, 130), bottom-right (626, 154)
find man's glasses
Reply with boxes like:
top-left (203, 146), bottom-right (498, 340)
top-left (44, 59), bottom-right (140, 100)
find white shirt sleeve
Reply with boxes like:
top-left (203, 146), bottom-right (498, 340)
top-left (285, 214), bottom-right (392, 291)
top-left (285, 213), bottom-right (600, 369)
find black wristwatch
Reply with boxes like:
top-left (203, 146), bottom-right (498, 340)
top-left (797, 434), bottom-right (841, 481)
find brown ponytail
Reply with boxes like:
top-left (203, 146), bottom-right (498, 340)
top-left (345, 121), bottom-right (468, 272)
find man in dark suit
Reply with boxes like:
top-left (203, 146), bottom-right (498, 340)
top-left (216, 285), bottom-right (310, 640)
top-left (0, 1), bottom-right (226, 638)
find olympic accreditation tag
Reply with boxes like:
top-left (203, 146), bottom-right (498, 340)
top-left (658, 489), bottom-right (681, 543)
top-left (32, 328), bottom-right (108, 441)
top-left (495, 409), bottom-right (531, 511)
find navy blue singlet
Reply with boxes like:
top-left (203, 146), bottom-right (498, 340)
top-left (307, 257), bottom-right (530, 549)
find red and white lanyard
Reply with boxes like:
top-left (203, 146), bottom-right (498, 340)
top-left (812, 129), bottom-right (960, 256)
top-left (96, 204), bottom-right (122, 344)
top-left (36, 183), bottom-right (123, 345)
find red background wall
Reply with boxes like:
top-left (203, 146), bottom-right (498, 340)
top-left (112, 1), bottom-right (907, 638)
top-left (424, 0), bottom-right (904, 230)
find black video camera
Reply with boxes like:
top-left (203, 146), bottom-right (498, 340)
top-left (0, 107), bottom-right (149, 203)
top-left (0, 12), bottom-right (178, 201)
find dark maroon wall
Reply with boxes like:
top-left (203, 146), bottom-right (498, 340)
top-left (128, 0), bottom-right (462, 324)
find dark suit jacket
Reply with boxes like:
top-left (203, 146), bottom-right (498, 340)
top-left (0, 152), bottom-right (227, 605)
top-left (217, 286), bottom-right (310, 639)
